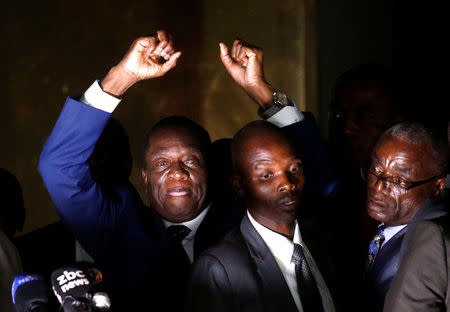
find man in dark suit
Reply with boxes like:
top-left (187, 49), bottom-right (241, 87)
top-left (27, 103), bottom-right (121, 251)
top-left (363, 122), bottom-right (448, 311)
top-left (384, 189), bottom-right (450, 311)
top-left (187, 121), bottom-right (335, 312)
top-left (38, 32), bottom-right (336, 311)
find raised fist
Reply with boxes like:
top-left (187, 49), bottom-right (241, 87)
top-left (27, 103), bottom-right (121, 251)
top-left (101, 30), bottom-right (182, 97)
top-left (219, 40), bottom-right (273, 108)
top-left (118, 30), bottom-right (181, 81)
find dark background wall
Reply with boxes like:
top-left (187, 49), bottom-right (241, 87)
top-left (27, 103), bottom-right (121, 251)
top-left (317, 0), bottom-right (395, 132)
top-left (1, 0), bottom-right (399, 234)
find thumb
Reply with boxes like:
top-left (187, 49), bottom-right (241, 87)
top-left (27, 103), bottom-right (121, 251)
top-left (219, 42), bottom-right (234, 69)
top-left (160, 51), bottom-right (182, 73)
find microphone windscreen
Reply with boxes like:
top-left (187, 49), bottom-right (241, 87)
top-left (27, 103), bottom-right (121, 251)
top-left (50, 262), bottom-right (106, 311)
top-left (11, 274), bottom-right (49, 312)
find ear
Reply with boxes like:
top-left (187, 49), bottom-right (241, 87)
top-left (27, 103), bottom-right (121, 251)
top-left (231, 174), bottom-right (245, 197)
top-left (433, 177), bottom-right (446, 196)
top-left (141, 168), bottom-right (148, 184)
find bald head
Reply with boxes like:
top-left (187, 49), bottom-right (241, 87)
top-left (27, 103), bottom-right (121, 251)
top-left (231, 121), bottom-right (297, 173)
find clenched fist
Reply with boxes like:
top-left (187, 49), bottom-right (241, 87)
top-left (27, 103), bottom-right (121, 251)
top-left (102, 30), bottom-right (182, 97)
top-left (219, 40), bottom-right (274, 109)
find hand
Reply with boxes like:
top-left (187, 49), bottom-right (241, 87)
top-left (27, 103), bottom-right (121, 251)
top-left (101, 30), bottom-right (182, 97)
top-left (219, 40), bottom-right (274, 109)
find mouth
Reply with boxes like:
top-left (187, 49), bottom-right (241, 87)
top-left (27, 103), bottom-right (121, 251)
top-left (278, 196), bottom-right (299, 207)
top-left (367, 197), bottom-right (388, 211)
top-left (167, 187), bottom-right (191, 197)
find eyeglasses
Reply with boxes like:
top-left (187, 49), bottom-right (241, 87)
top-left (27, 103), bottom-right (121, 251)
top-left (361, 166), bottom-right (443, 192)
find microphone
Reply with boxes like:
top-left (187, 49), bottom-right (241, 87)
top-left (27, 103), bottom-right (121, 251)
top-left (50, 263), bottom-right (111, 312)
top-left (11, 274), bottom-right (51, 312)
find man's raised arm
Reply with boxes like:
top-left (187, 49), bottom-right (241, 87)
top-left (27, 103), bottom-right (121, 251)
top-left (219, 40), bottom-right (337, 198)
top-left (38, 31), bottom-right (181, 254)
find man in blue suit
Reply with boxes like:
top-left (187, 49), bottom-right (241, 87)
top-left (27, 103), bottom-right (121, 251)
top-left (363, 122), bottom-right (448, 311)
top-left (39, 31), bottom-right (336, 311)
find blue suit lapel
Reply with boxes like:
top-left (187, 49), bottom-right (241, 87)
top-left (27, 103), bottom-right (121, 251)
top-left (368, 226), bottom-right (408, 299)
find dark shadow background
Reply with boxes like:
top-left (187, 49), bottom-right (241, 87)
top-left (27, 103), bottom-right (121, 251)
top-left (1, 0), bottom-right (405, 234)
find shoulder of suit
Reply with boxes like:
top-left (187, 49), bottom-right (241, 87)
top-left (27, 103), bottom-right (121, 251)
top-left (197, 227), bottom-right (251, 267)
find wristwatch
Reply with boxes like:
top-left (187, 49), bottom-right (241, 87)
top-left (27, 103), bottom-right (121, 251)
top-left (258, 91), bottom-right (292, 119)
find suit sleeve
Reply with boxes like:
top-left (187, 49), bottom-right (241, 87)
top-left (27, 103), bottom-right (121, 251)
top-left (384, 221), bottom-right (448, 312)
top-left (186, 254), bottom-right (235, 312)
top-left (38, 97), bottom-right (130, 257)
top-left (282, 117), bottom-right (338, 199)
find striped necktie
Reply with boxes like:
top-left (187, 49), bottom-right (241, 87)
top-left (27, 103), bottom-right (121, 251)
top-left (292, 243), bottom-right (324, 312)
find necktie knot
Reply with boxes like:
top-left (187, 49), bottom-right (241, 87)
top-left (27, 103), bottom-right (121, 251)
top-left (166, 225), bottom-right (191, 243)
top-left (291, 243), bottom-right (305, 265)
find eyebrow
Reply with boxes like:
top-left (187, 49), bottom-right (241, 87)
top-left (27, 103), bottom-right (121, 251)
top-left (372, 152), bottom-right (412, 174)
top-left (253, 160), bottom-right (272, 168)
top-left (393, 165), bottom-right (412, 174)
top-left (148, 148), bottom-right (202, 160)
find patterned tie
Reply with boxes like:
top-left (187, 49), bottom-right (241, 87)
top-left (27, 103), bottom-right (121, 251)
top-left (292, 243), bottom-right (324, 312)
top-left (367, 226), bottom-right (385, 269)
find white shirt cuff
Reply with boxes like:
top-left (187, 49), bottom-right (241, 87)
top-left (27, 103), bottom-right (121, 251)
top-left (266, 105), bottom-right (304, 128)
top-left (79, 80), bottom-right (121, 113)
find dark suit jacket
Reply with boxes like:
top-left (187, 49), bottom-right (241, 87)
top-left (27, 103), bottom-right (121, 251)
top-left (186, 214), bottom-right (334, 312)
top-left (38, 97), bottom-right (335, 312)
top-left (366, 189), bottom-right (450, 311)
top-left (365, 225), bottom-right (408, 309)
top-left (384, 189), bottom-right (450, 311)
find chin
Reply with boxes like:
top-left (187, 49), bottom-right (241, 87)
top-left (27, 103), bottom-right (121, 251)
top-left (165, 204), bottom-right (199, 222)
top-left (367, 207), bottom-right (389, 223)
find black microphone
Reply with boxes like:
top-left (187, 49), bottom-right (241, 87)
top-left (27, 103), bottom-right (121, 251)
top-left (50, 263), bottom-right (111, 312)
top-left (11, 274), bottom-right (51, 312)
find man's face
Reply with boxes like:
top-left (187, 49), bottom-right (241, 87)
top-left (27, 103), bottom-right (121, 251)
top-left (329, 82), bottom-right (397, 169)
top-left (142, 128), bottom-right (208, 223)
top-left (366, 136), bottom-right (443, 226)
top-left (234, 135), bottom-right (305, 222)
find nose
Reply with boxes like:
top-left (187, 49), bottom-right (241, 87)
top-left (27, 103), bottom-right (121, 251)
top-left (278, 173), bottom-right (295, 193)
top-left (372, 176), bottom-right (390, 194)
top-left (168, 161), bottom-right (188, 180)
top-left (343, 118), bottom-right (360, 135)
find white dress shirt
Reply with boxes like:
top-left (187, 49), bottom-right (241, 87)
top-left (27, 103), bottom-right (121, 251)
top-left (247, 211), bottom-right (335, 312)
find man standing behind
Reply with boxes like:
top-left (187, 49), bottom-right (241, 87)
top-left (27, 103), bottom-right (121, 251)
top-left (363, 122), bottom-right (448, 311)
top-left (187, 121), bottom-right (334, 312)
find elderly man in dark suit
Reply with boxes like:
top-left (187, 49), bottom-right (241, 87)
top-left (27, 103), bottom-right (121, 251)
top-left (383, 137), bottom-right (450, 312)
top-left (187, 121), bottom-right (335, 312)
top-left (363, 122), bottom-right (448, 311)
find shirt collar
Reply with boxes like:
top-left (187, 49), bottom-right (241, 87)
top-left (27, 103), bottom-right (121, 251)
top-left (378, 222), bottom-right (407, 245)
top-left (247, 210), bottom-right (301, 265)
top-left (162, 202), bottom-right (211, 240)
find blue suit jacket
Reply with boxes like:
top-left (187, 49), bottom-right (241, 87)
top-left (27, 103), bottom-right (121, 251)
top-left (366, 226), bottom-right (408, 308)
top-left (38, 97), bottom-right (337, 311)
